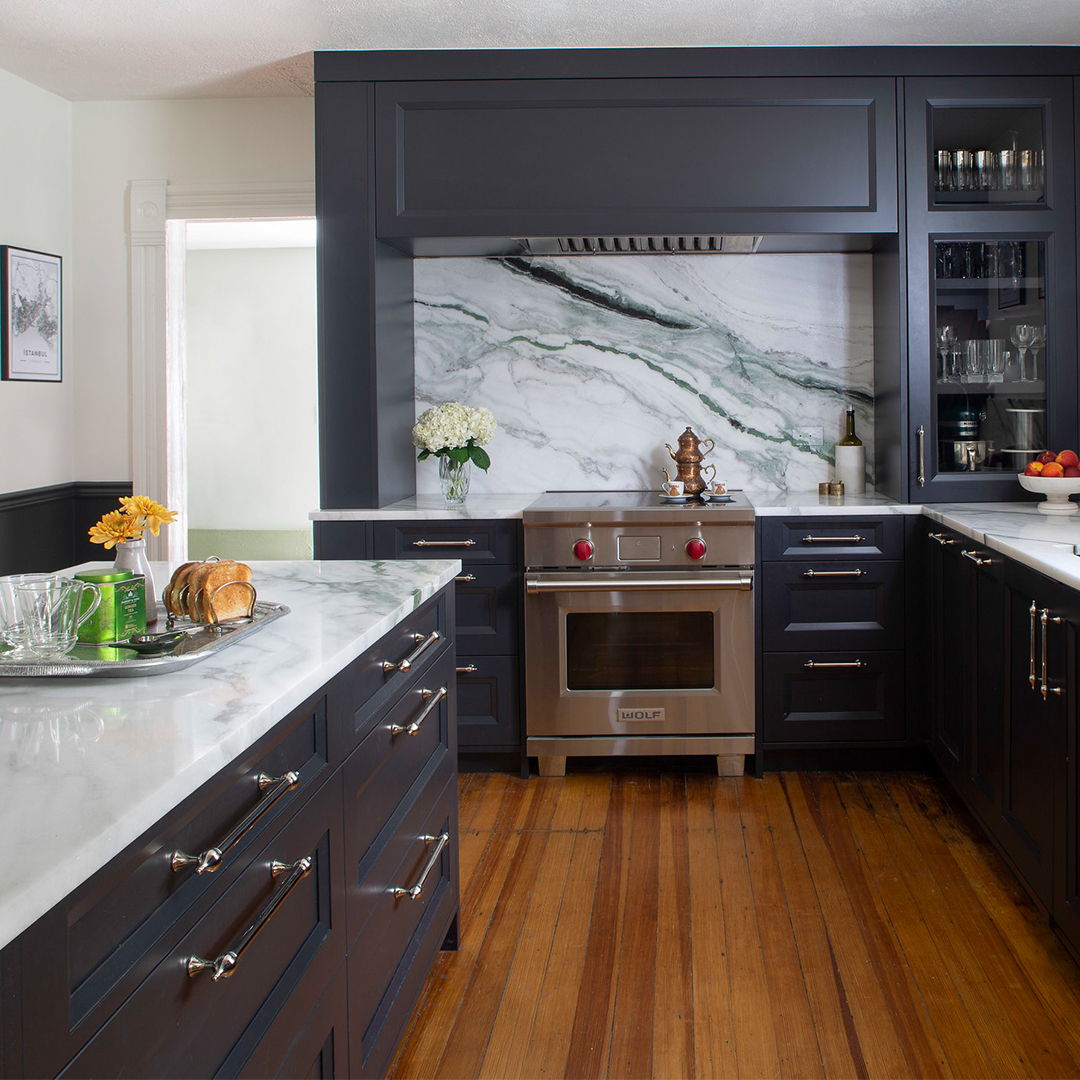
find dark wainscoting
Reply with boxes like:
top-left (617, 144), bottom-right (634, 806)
top-left (0, 482), bottom-right (133, 576)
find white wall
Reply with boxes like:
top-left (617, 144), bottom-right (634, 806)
top-left (71, 98), bottom-right (315, 485)
top-left (0, 68), bottom-right (73, 494)
top-left (185, 246), bottom-right (318, 531)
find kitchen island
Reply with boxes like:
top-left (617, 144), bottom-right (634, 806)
top-left (0, 558), bottom-right (461, 1079)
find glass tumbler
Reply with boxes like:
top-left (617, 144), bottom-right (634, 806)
top-left (16, 578), bottom-right (101, 658)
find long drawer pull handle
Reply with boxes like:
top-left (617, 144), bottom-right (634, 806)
top-left (382, 630), bottom-right (441, 673)
top-left (803, 659), bottom-right (864, 669)
top-left (803, 569), bottom-right (863, 578)
top-left (917, 425), bottom-right (926, 487)
top-left (171, 770), bottom-right (301, 874)
top-left (1029, 601), bottom-right (1038, 689)
top-left (412, 539), bottom-right (476, 548)
top-left (456, 664), bottom-right (478, 674)
top-left (801, 535), bottom-right (864, 544)
top-left (187, 856), bottom-right (312, 981)
top-left (393, 833), bottom-right (450, 900)
top-left (961, 550), bottom-right (993, 567)
top-left (390, 686), bottom-right (447, 736)
top-left (455, 574), bottom-right (476, 582)
top-left (928, 532), bottom-right (956, 546)
top-left (1041, 608), bottom-right (1063, 700)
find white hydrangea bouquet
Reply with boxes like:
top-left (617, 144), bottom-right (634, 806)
top-left (413, 402), bottom-right (496, 503)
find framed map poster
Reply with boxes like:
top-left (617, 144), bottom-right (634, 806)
top-left (1, 246), bottom-right (62, 381)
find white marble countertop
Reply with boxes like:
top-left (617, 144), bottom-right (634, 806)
top-left (311, 494), bottom-right (542, 521)
top-left (746, 490), bottom-right (923, 516)
top-left (0, 558), bottom-right (459, 950)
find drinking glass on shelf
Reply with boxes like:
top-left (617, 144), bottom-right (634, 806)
top-left (998, 149), bottom-right (1017, 191)
top-left (1019, 150), bottom-right (1038, 191)
top-left (975, 150), bottom-right (995, 191)
top-left (1028, 325), bottom-right (1046, 380)
top-left (1011, 324), bottom-right (1037, 380)
top-left (963, 340), bottom-right (987, 382)
top-left (935, 150), bottom-right (954, 191)
top-left (986, 339), bottom-right (1009, 382)
top-left (954, 149), bottom-right (975, 191)
top-left (936, 325), bottom-right (956, 381)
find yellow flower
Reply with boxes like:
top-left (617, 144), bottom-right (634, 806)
top-left (119, 495), bottom-right (178, 536)
top-left (88, 510), bottom-right (141, 549)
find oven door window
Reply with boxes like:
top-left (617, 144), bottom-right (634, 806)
top-left (564, 611), bottom-right (714, 691)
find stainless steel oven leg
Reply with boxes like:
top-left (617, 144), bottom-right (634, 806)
top-left (538, 755), bottom-right (567, 778)
top-left (716, 754), bottom-right (746, 777)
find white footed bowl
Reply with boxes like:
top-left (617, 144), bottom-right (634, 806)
top-left (1017, 472), bottom-right (1080, 514)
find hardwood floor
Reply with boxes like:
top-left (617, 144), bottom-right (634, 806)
top-left (390, 766), bottom-right (1080, 1079)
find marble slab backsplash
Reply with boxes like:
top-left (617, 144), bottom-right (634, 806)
top-left (413, 254), bottom-right (873, 495)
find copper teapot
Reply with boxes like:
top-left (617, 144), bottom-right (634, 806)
top-left (664, 426), bottom-right (715, 496)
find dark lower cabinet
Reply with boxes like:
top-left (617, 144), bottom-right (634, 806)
top-left (4, 588), bottom-right (459, 1079)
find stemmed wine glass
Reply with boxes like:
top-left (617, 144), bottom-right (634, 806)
top-left (936, 325), bottom-right (956, 382)
top-left (1028, 325), bottom-right (1046, 381)
top-left (1010, 324), bottom-right (1037, 381)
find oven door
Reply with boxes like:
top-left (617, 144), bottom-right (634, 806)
top-left (524, 569), bottom-right (753, 737)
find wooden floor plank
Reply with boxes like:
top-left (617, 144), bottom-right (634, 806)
top-left (887, 773), bottom-right (1079, 1079)
top-left (807, 774), bottom-right (950, 1080)
top-left (711, 777), bottom-right (782, 1080)
top-left (464, 772), bottom-right (511, 833)
top-left (738, 777), bottom-right (824, 1080)
top-left (835, 773), bottom-right (995, 1080)
top-left (760, 774), bottom-right (863, 1080)
top-left (608, 774), bottom-right (661, 1080)
top-left (783, 773), bottom-right (913, 1078)
top-left (687, 771), bottom-right (738, 1080)
top-left (564, 773), bottom-right (633, 1080)
top-left (653, 772), bottom-right (695, 1080)
top-left (550, 773), bottom-right (589, 832)
top-left (521, 830), bottom-right (606, 1079)
top-left (909, 772), bottom-right (1080, 1066)
top-left (479, 830), bottom-right (576, 1080)
top-left (578, 772), bottom-right (614, 831)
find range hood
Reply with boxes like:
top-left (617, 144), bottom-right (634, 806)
top-left (519, 235), bottom-right (764, 255)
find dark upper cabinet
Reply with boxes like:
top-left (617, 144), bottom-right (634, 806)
top-left (375, 77), bottom-right (898, 246)
top-left (904, 77), bottom-right (1077, 502)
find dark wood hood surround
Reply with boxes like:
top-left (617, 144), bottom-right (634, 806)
top-left (314, 47), bottom-right (1080, 509)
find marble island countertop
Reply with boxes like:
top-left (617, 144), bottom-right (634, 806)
top-left (0, 558), bottom-right (459, 950)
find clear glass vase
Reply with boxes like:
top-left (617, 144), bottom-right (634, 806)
top-left (439, 456), bottom-right (471, 505)
top-left (114, 537), bottom-right (158, 625)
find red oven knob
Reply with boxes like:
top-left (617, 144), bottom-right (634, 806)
top-left (685, 537), bottom-right (708, 561)
top-left (573, 539), bottom-right (595, 562)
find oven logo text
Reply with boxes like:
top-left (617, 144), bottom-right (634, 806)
top-left (618, 708), bottom-right (665, 722)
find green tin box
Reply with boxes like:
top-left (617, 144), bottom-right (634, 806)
top-left (75, 568), bottom-right (146, 644)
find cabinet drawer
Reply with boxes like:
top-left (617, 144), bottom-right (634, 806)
top-left (761, 652), bottom-right (906, 744)
top-left (20, 693), bottom-right (334, 1079)
top-left (454, 563), bottom-right (521, 653)
top-left (346, 762), bottom-right (458, 1073)
top-left (456, 654), bottom-right (522, 750)
top-left (342, 652), bottom-right (455, 873)
top-left (374, 520), bottom-right (520, 564)
top-left (761, 516), bottom-right (904, 560)
top-left (343, 590), bottom-right (451, 754)
top-left (761, 560), bottom-right (904, 651)
top-left (59, 777), bottom-right (346, 1079)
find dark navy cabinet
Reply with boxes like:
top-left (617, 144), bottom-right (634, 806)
top-left (4, 589), bottom-right (459, 1079)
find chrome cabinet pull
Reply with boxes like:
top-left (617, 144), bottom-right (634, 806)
top-left (382, 629), bottom-right (441, 673)
top-left (1029, 601), bottom-right (1038, 689)
top-left (187, 855), bottom-right (312, 981)
top-left (455, 573), bottom-right (476, 582)
top-left (171, 770), bottom-right (301, 874)
top-left (456, 664), bottom-right (477, 674)
top-left (392, 833), bottom-right (449, 899)
top-left (961, 550), bottom-right (993, 567)
top-left (412, 538), bottom-right (476, 548)
top-left (801, 535), bottom-right (864, 544)
top-left (803, 659), bottom-right (863, 669)
top-left (390, 686), bottom-right (447, 736)
top-left (928, 532), bottom-right (956, 546)
top-left (1040, 608), bottom-right (1063, 700)
top-left (802, 568), bottom-right (863, 578)
top-left (917, 425), bottom-right (926, 487)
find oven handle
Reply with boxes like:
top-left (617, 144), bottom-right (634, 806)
top-left (525, 571), bottom-right (753, 593)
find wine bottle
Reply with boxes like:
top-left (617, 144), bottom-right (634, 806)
top-left (835, 407), bottom-right (866, 494)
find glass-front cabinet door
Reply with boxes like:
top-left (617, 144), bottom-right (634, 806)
top-left (905, 78), bottom-right (1076, 502)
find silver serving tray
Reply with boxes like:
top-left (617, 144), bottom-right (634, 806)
top-left (0, 601), bottom-right (289, 678)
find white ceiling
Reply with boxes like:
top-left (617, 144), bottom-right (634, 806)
top-left (1, 0), bottom-right (1079, 101)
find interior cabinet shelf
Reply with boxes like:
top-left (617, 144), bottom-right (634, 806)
top-left (935, 380), bottom-right (1046, 397)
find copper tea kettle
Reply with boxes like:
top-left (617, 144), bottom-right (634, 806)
top-left (665, 426), bottom-right (716, 496)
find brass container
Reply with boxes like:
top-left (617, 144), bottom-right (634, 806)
top-left (665, 426), bottom-right (716, 495)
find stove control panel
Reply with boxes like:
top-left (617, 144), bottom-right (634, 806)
top-left (685, 537), bottom-right (708, 561)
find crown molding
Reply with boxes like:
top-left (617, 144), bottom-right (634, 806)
top-left (166, 181), bottom-right (315, 220)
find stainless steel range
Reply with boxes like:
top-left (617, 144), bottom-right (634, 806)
top-left (523, 490), bottom-right (755, 776)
